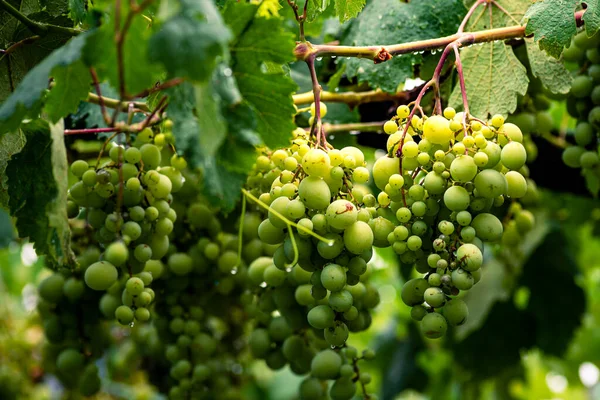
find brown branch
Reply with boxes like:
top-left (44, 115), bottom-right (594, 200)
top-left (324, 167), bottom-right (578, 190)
top-left (293, 88), bottom-right (413, 106)
top-left (130, 77), bottom-right (185, 99)
top-left (86, 93), bottom-right (149, 112)
top-left (0, 35), bottom-right (40, 60)
top-left (90, 68), bottom-right (112, 126)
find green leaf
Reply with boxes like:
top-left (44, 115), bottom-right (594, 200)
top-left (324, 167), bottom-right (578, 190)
top-left (195, 81), bottom-right (227, 158)
top-left (519, 227), bottom-right (585, 356)
top-left (0, 128), bottom-right (26, 209)
top-left (5, 119), bottom-right (76, 269)
top-left (334, 0), bottom-right (365, 22)
top-left (148, 1), bottom-right (231, 82)
top-left (342, 0), bottom-right (466, 93)
top-left (583, 169), bottom-right (600, 197)
top-left (84, 13), bottom-right (161, 96)
top-left (525, 38), bottom-right (573, 94)
top-left (583, 0), bottom-right (600, 36)
top-left (44, 59), bottom-right (90, 122)
top-left (449, 42), bottom-right (529, 118)
top-left (68, 0), bottom-right (86, 24)
top-left (0, 30), bottom-right (92, 134)
top-left (225, 2), bottom-right (297, 148)
top-left (524, 0), bottom-right (579, 58)
top-left (306, 0), bottom-right (331, 22)
top-left (40, 0), bottom-right (69, 16)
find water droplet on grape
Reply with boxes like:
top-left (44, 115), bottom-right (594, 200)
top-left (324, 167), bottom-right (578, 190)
top-left (316, 57), bottom-right (323, 61)
top-left (231, 267), bottom-right (238, 275)
top-left (223, 68), bottom-right (232, 77)
top-left (260, 282), bottom-right (267, 288)
top-left (130, 322), bottom-right (135, 328)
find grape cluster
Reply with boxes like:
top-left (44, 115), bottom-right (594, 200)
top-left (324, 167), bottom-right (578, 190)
top-left (561, 30), bottom-right (600, 186)
top-left (244, 125), bottom-right (380, 399)
top-left (67, 127), bottom-right (186, 324)
top-left (380, 106), bottom-right (535, 338)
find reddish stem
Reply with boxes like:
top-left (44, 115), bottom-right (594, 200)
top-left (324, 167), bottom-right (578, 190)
top-left (90, 67), bottom-right (111, 125)
top-left (306, 55), bottom-right (327, 147)
top-left (64, 127), bottom-right (120, 135)
top-left (458, 0), bottom-right (487, 33)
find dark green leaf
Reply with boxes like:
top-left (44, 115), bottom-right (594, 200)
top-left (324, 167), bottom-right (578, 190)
top-left (45, 59), bottom-right (90, 122)
top-left (40, 0), bottom-right (69, 16)
top-left (524, 0), bottom-right (579, 58)
top-left (5, 119), bottom-right (76, 269)
top-left (148, 1), bottom-right (230, 82)
top-left (519, 227), bottom-right (585, 356)
top-left (225, 2), bottom-right (297, 149)
top-left (525, 38), bottom-right (573, 94)
top-left (583, 0), bottom-right (600, 36)
top-left (0, 208), bottom-right (14, 248)
top-left (0, 30), bottom-right (92, 134)
top-left (68, 0), bottom-right (86, 24)
top-left (342, 0), bottom-right (465, 93)
top-left (0, 128), bottom-right (26, 208)
top-left (306, 0), bottom-right (330, 22)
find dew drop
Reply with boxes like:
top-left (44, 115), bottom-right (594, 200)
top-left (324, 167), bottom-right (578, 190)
top-left (130, 322), bottom-right (135, 328)
top-left (223, 68), bottom-right (232, 77)
top-left (231, 267), bottom-right (238, 275)
top-left (316, 57), bottom-right (323, 61)
top-left (260, 282), bottom-right (268, 288)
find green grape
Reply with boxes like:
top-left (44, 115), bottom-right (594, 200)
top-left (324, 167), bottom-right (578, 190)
top-left (581, 151), bottom-right (599, 169)
top-left (99, 294), bottom-right (120, 318)
top-left (298, 176), bottom-right (332, 210)
top-left (122, 221), bottom-right (142, 241)
top-left (343, 221), bottom-right (374, 255)
top-left (134, 244), bottom-right (153, 262)
top-left (286, 199), bottom-right (306, 220)
top-left (424, 287), bottom-right (445, 307)
top-left (471, 213), bottom-right (503, 241)
top-left (480, 141), bottom-right (501, 169)
top-left (70, 160), bottom-right (89, 177)
top-left (456, 210), bottom-right (472, 226)
top-left (330, 377), bottom-right (356, 400)
top-left (38, 274), bottom-right (65, 303)
top-left (135, 307), bottom-right (151, 321)
top-left (115, 305), bottom-right (134, 325)
top-left (320, 263), bottom-right (347, 291)
top-left (140, 144), bottom-right (161, 169)
top-left (410, 305), bottom-right (428, 321)
top-left (500, 142), bottom-right (527, 170)
top-left (81, 169), bottom-right (97, 186)
top-left (155, 217), bottom-right (174, 236)
top-left (299, 378), bottom-right (324, 400)
top-left (307, 304), bottom-right (335, 329)
top-left (372, 156), bottom-right (400, 190)
top-left (63, 278), bottom-right (85, 302)
top-left (125, 277), bottom-right (144, 296)
top-left (562, 146), bottom-right (585, 168)
top-left (474, 169), bottom-right (507, 199)
top-left (311, 349), bottom-right (342, 379)
top-left (505, 171), bottom-right (528, 198)
top-left (515, 210), bottom-right (535, 232)
top-left (383, 120), bottom-right (398, 134)
top-left (302, 149), bottom-right (331, 178)
top-left (57, 348), bottom-right (84, 373)
top-left (329, 290), bottom-right (353, 312)
top-left (450, 155), bottom-right (477, 182)
top-left (264, 265), bottom-right (287, 286)
top-left (451, 268), bottom-right (474, 290)
top-left (575, 122), bottom-right (594, 146)
top-left (85, 261), bottom-right (118, 290)
top-left (443, 186), bottom-right (470, 211)
top-left (105, 241), bottom-right (129, 266)
top-left (78, 364), bottom-right (101, 396)
top-left (401, 278), bottom-right (429, 306)
top-left (423, 115), bottom-right (452, 144)
top-left (571, 75), bottom-right (594, 98)
top-left (442, 299), bottom-right (468, 326)
top-left (168, 253), bottom-right (193, 276)
top-left (456, 243), bottom-right (483, 271)
top-left (326, 200), bottom-right (358, 230)
top-left (421, 312), bottom-right (447, 339)
top-left (460, 226), bottom-right (476, 242)
top-left (423, 171), bottom-right (446, 194)
top-left (249, 328), bottom-right (271, 357)
top-left (324, 322), bottom-right (349, 347)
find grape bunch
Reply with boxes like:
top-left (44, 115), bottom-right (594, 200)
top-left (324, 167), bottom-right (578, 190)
top-left (561, 30), bottom-right (600, 188)
top-left (243, 124), bottom-right (381, 399)
top-left (379, 106), bottom-right (535, 338)
top-left (67, 127), bottom-right (186, 324)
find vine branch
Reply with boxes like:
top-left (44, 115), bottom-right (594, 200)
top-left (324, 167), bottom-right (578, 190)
top-left (306, 55), bottom-right (327, 147)
top-left (0, 0), bottom-right (82, 36)
top-left (293, 88), bottom-right (414, 106)
top-left (286, 0), bottom-right (308, 41)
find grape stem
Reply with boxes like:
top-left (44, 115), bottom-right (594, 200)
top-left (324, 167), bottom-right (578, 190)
top-left (305, 121), bottom-right (385, 134)
top-left (241, 189), bottom-right (335, 246)
top-left (293, 88), bottom-right (415, 106)
top-left (306, 54), bottom-right (328, 148)
top-left (90, 68), bottom-right (113, 126)
top-left (286, 0), bottom-right (308, 42)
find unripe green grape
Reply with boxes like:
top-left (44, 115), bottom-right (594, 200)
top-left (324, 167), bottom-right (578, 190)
top-left (115, 305), bottom-right (134, 325)
top-left (443, 185), bottom-right (470, 211)
top-left (424, 287), bottom-right (446, 307)
top-left (401, 278), bottom-right (429, 306)
top-left (450, 155), bottom-right (477, 182)
top-left (329, 290), bottom-right (353, 312)
top-left (249, 328), bottom-right (271, 358)
top-left (105, 241), bottom-right (128, 266)
top-left (383, 120), bottom-right (398, 134)
top-left (501, 142), bottom-right (527, 170)
top-left (307, 304), bottom-right (335, 329)
top-left (421, 312), bottom-right (447, 339)
top-left (581, 151), bottom-right (599, 169)
top-left (326, 200), bottom-right (358, 230)
top-left (38, 274), bottom-right (65, 303)
top-left (324, 322), bottom-right (350, 347)
top-left (410, 305), bottom-right (428, 321)
top-left (451, 268), bottom-right (474, 290)
top-left (471, 212), bottom-right (503, 241)
top-left (134, 244), bottom-right (153, 262)
top-left (342, 221), bottom-right (374, 255)
top-left (456, 243), bottom-right (483, 271)
top-left (140, 144), bottom-right (161, 169)
top-left (298, 176), bottom-right (331, 210)
top-left (70, 160), bottom-right (89, 177)
top-left (474, 169), bottom-right (507, 198)
top-left (443, 299), bottom-right (468, 326)
top-left (490, 114), bottom-right (505, 128)
top-left (57, 348), bottom-right (85, 373)
top-left (311, 349), bottom-right (342, 379)
top-left (330, 377), bottom-right (356, 400)
top-left (299, 377), bottom-right (324, 400)
top-left (423, 115), bottom-right (452, 144)
top-left (319, 263), bottom-right (346, 292)
top-left (397, 105), bottom-right (410, 118)
top-left (571, 75), bottom-right (594, 98)
top-left (562, 146), bottom-right (585, 168)
top-left (85, 261), bottom-right (118, 290)
top-left (135, 307), bottom-right (151, 321)
top-left (461, 226), bottom-right (476, 242)
top-left (505, 171), bottom-right (528, 198)
top-left (372, 156), bottom-right (400, 190)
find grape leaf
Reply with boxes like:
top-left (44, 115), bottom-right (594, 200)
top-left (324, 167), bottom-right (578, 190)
top-left (342, 0), bottom-right (466, 93)
top-left (306, 0), bottom-right (330, 22)
top-left (0, 128), bottom-right (26, 208)
top-left (583, 0), bottom-right (600, 36)
top-left (524, 0), bottom-right (579, 58)
top-left (84, 13), bottom-right (161, 97)
top-left (44, 59), bottom-right (90, 122)
top-left (68, 0), bottom-right (86, 24)
top-left (0, 30), bottom-right (92, 134)
top-left (334, 0), bottom-right (365, 23)
top-left (148, 1), bottom-right (230, 82)
top-left (5, 119), bottom-right (76, 269)
top-left (449, 42), bottom-right (528, 118)
top-left (525, 38), bottom-right (573, 94)
top-left (224, 2), bottom-right (297, 148)
top-left (40, 0), bottom-right (69, 16)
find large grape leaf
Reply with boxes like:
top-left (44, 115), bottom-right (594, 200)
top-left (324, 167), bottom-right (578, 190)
top-left (44, 59), bottom-right (90, 122)
top-left (584, 0), bottom-right (600, 36)
top-left (334, 0), bottom-right (365, 23)
top-left (148, 0), bottom-right (231, 82)
top-left (0, 128), bottom-right (26, 208)
top-left (524, 0), bottom-right (579, 58)
top-left (341, 0), bottom-right (466, 93)
top-left (525, 38), bottom-right (572, 94)
top-left (0, 30), bottom-right (92, 134)
top-left (5, 119), bottom-right (76, 269)
top-left (224, 1), bottom-right (297, 149)
top-left (449, 41), bottom-right (528, 118)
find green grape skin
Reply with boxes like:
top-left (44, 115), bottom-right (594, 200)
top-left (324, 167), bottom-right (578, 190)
top-left (264, 265), bottom-right (287, 286)
top-left (424, 287), bottom-right (446, 308)
top-left (302, 148), bottom-right (331, 178)
top-left (451, 268), bottom-right (474, 290)
top-left (326, 200), bottom-right (358, 230)
top-left (38, 274), bottom-right (66, 303)
top-left (115, 305), bottom-right (134, 325)
top-left (307, 304), bottom-right (335, 329)
top-left (450, 155), bottom-right (477, 182)
top-left (570, 75), bottom-right (594, 98)
top-left (140, 144), bottom-right (161, 170)
top-left (581, 151), bottom-right (599, 169)
top-left (443, 186), bottom-right (470, 211)
top-left (505, 171), bottom-right (528, 198)
top-left (330, 377), bottom-right (357, 400)
top-left (134, 244), bottom-right (153, 263)
top-left (562, 146), bottom-right (585, 168)
top-left (456, 243), bottom-right (483, 271)
top-left (373, 156), bottom-right (400, 190)
top-left (321, 264), bottom-right (347, 291)
top-left (168, 253), bottom-right (193, 276)
top-left (481, 142), bottom-right (501, 169)
top-left (135, 307), bottom-right (151, 321)
top-left (311, 349), bottom-right (342, 379)
top-left (500, 142), bottom-right (527, 170)
top-left (249, 328), bottom-right (271, 358)
top-left (56, 348), bottom-right (84, 373)
top-left (70, 160), bottom-right (89, 177)
top-left (421, 312), bottom-right (447, 339)
top-left (298, 176), bottom-right (332, 210)
top-left (85, 261), bottom-right (118, 290)
top-left (105, 241), bottom-right (129, 267)
top-left (268, 317), bottom-right (292, 342)
top-left (324, 322), bottom-right (350, 347)
top-left (343, 221), bottom-right (374, 255)
top-left (442, 299), bottom-right (469, 326)
top-left (471, 213), bottom-right (503, 241)
top-left (317, 234), bottom-right (344, 260)
top-left (410, 305), bottom-right (428, 321)
top-left (329, 290), bottom-right (353, 312)
top-left (401, 278), bottom-right (429, 306)
top-left (474, 169), bottom-right (507, 199)
top-left (63, 278), bottom-right (85, 302)
top-left (78, 364), bottom-right (101, 396)
top-left (299, 378), bottom-right (324, 400)
top-left (423, 171), bottom-right (446, 194)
